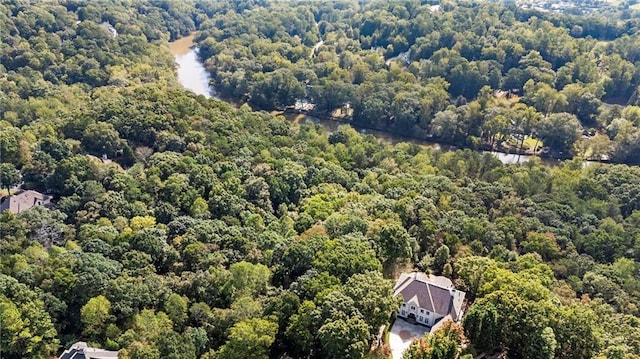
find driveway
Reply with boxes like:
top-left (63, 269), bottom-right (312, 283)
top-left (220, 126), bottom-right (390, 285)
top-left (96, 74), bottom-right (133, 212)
top-left (388, 318), bottom-right (430, 359)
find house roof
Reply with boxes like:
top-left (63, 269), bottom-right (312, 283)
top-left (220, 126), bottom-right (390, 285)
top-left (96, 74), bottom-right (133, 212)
top-left (59, 342), bottom-right (119, 359)
top-left (393, 272), bottom-right (465, 320)
top-left (0, 190), bottom-right (52, 214)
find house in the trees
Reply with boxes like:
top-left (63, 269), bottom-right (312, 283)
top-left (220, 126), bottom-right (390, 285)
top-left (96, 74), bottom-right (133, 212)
top-left (100, 22), bottom-right (118, 38)
top-left (0, 190), bottom-right (52, 214)
top-left (59, 342), bottom-right (119, 359)
top-left (393, 272), bottom-right (465, 329)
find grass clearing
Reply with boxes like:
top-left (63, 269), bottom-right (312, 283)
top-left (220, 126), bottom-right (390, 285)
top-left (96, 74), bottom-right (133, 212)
top-left (524, 136), bottom-right (542, 150)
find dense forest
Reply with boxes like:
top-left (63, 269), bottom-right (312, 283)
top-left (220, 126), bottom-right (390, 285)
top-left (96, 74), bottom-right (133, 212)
top-left (2, 1), bottom-right (640, 359)
top-left (192, 0), bottom-right (640, 164)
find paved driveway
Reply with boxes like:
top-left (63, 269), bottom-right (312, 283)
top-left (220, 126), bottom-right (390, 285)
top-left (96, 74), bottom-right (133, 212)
top-left (388, 318), bottom-right (430, 359)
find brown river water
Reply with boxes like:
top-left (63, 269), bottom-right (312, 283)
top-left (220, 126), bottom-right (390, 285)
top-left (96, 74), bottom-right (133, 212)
top-left (169, 34), bottom-right (216, 99)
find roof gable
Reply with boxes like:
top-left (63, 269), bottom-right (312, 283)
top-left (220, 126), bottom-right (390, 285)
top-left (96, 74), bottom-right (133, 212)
top-left (394, 272), bottom-right (465, 318)
top-left (0, 190), bottom-right (51, 214)
top-left (59, 342), bottom-right (118, 359)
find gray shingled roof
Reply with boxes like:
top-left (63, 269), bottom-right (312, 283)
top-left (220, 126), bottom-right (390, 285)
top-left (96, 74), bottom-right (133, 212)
top-left (394, 272), bottom-right (465, 319)
top-left (396, 279), bottom-right (451, 315)
top-left (59, 342), bottom-right (118, 359)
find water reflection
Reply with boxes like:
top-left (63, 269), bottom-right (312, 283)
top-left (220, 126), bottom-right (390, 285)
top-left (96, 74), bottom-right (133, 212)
top-left (169, 35), bottom-right (215, 99)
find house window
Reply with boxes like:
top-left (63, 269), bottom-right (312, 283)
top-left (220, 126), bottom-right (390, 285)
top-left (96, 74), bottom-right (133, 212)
top-left (401, 310), bottom-right (406, 316)
top-left (420, 309), bottom-right (424, 313)
top-left (410, 306), bottom-right (415, 310)
top-left (402, 303), bottom-right (406, 307)
top-left (419, 316), bottom-right (424, 322)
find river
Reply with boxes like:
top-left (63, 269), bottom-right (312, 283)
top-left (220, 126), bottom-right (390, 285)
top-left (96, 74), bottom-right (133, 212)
top-left (292, 113), bottom-right (551, 165)
top-left (169, 34), bottom-right (216, 99)
top-left (169, 37), bottom-right (593, 167)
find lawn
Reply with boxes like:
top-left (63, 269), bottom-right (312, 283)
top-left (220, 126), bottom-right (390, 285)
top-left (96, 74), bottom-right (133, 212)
top-left (504, 135), bottom-right (543, 152)
top-left (524, 136), bottom-right (543, 151)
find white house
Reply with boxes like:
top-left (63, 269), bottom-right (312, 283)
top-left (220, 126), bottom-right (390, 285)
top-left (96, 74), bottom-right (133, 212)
top-left (393, 272), bottom-right (465, 328)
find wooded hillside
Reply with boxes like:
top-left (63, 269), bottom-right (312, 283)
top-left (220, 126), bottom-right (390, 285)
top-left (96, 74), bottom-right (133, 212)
top-left (1, 1), bottom-right (640, 359)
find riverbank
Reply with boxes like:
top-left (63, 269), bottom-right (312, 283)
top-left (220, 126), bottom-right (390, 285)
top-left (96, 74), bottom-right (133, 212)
top-left (276, 111), bottom-right (562, 165)
top-left (169, 36), bottom-right (601, 166)
top-left (276, 109), bottom-right (604, 166)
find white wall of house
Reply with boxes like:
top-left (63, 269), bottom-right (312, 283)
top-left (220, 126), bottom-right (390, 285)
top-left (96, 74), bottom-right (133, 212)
top-left (397, 301), bottom-right (444, 327)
